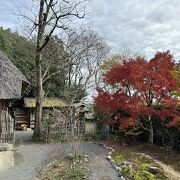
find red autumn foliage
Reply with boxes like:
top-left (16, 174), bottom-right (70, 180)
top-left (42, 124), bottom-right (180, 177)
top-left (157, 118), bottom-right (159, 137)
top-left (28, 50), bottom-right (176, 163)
top-left (167, 116), bottom-right (180, 128)
top-left (95, 51), bottom-right (180, 129)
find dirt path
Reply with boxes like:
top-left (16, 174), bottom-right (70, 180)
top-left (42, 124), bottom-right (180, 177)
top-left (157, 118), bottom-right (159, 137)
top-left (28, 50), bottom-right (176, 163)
top-left (140, 153), bottom-right (180, 180)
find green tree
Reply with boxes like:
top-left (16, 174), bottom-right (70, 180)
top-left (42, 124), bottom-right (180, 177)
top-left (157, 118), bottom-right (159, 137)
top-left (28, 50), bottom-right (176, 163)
top-left (0, 27), bottom-right (36, 96)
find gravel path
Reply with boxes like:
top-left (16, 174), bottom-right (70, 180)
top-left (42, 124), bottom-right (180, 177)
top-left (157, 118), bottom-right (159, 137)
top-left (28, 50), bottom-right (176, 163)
top-left (84, 143), bottom-right (119, 180)
top-left (79, 142), bottom-right (119, 180)
top-left (0, 131), bottom-right (118, 180)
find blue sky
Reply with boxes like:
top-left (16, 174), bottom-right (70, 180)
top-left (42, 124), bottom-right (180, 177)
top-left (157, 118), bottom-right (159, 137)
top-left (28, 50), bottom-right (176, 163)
top-left (0, 0), bottom-right (180, 61)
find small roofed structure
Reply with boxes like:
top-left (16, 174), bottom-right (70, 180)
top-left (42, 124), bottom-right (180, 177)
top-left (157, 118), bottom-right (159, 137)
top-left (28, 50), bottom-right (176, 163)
top-left (24, 98), bottom-right (67, 108)
top-left (24, 98), bottom-right (67, 129)
top-left (23, 98), bottom-right (95, 133)
top-left (0, 50), bottom-right (29, 143)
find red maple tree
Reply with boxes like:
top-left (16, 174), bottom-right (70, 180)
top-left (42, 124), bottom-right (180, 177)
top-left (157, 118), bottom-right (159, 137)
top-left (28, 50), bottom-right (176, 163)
top-left (95, 51), bottom-right (179, 144)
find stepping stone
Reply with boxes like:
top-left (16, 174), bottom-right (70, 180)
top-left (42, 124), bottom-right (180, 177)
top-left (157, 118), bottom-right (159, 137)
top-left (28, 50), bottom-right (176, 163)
top-left (149, 166), bottom-right (159, 174)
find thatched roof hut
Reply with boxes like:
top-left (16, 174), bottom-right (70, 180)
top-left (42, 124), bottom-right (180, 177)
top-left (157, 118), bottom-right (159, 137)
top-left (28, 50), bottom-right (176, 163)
top-left (0, 50), bottom-right (29, 99)
top-left (0, 51), bottom-right (29, 143)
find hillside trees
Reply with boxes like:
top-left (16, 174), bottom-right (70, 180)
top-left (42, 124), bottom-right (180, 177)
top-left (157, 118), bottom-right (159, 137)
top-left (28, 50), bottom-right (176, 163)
top-left (0, 27), bottom-right (36, 95)
top-left (0, 28), bottom-right (69, 98)
top-left (95, 51), bottom-right (179, 144)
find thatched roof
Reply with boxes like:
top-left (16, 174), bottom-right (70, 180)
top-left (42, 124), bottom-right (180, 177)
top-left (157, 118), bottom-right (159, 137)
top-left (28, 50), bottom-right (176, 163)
top-left (24, 98), bottom-right (67, 108)
top-left (0, 51), bottom-right (29, 100)
top-left (24, 98), bottom-right (87, 108)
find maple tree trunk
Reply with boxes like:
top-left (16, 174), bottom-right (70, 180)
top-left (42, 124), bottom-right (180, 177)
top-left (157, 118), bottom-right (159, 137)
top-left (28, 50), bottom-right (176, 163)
top-left (148, 117), bottom-right (154, 144)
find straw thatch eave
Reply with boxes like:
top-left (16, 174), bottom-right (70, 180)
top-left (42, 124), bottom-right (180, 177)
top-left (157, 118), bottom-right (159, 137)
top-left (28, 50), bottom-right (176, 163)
top-left (0, 50), bottom-right (29, 100)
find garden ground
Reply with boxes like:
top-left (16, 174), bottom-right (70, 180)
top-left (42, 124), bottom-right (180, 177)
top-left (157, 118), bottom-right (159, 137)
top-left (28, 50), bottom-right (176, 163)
top-left (0, 131), bottom-right (118, 180)
top-left (0, 131), bottom-right (180, 180)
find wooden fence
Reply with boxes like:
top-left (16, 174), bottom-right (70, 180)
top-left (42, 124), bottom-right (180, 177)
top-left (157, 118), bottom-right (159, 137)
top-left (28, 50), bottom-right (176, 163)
top-left (0, 109), bottom-right (14, 144)
top-left (41, 120), bottom-right (85, 142)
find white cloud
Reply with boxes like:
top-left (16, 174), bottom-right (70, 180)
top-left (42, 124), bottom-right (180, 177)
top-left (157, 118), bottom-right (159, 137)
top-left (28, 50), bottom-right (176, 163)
top-left (0, 0), bottom-right (180, 61)
top-left (83, 0), bottom-right (180, 61)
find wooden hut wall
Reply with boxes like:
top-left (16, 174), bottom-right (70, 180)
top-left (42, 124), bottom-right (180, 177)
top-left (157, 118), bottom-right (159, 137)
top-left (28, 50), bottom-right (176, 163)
top-left (0, 100), bottom-right (14, 143)
top-left (14, 107), bottom-right (29, 129)
top-left (0, 101), bottom-right (2, 135)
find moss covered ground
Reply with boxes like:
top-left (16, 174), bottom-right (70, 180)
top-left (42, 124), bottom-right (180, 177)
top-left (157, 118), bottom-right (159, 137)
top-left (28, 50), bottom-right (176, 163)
top-left (112, 150), bottom-right (168, 180)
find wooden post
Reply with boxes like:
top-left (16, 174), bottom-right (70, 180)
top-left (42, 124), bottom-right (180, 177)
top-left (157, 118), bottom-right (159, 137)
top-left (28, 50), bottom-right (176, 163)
top-left (0, 101), bottom-right (2, 141)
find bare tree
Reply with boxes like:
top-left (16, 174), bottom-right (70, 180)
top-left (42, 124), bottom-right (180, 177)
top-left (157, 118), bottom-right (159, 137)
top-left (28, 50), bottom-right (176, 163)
top-left (28, 0), bottom-right (87, 140)
top-left (63, 29), bottom-right (110, 96)
top-left (37, 28), bottom-right (110, 101)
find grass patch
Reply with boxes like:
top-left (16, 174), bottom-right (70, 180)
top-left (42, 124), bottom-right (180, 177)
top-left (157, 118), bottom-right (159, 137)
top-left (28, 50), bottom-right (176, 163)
top-left (112, 149), bottom-right (168, 180)
top-left (40, 155), bottom-right (89, 180)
